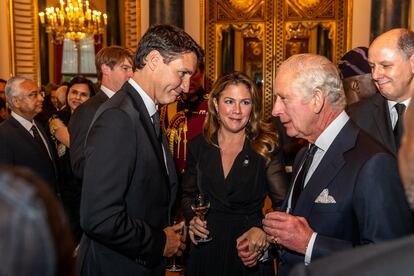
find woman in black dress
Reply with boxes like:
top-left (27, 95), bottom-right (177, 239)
top-left (49, 76), bottom-right (95, 243)
top-left (182, 71), bottom-right (288, 275)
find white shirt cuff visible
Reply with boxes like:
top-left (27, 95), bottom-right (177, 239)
top-left (304, 232), bottom-right (317, 265)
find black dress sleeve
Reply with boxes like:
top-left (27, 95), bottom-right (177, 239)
top-left (266, 148), bottom-right (289, 209)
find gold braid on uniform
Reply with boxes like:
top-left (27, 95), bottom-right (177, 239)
top-left (165, 110), bottom-right (187, 158)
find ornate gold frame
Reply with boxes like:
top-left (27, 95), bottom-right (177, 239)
top-left (204, 0), bottom-right (352, 117)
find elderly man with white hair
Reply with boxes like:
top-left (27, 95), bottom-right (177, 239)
top-left (237, 54), bottom-right (413, 276)
top-left (288, 77), bottom-right (414, 276)
top-left (0, 76), bottom-right (60, 196)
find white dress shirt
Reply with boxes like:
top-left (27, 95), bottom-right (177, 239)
top-left (387, 98), bottom-right (411, 129)
top-left (100, 85), bottom-right (116, 99)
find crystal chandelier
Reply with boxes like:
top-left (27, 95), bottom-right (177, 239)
top-left (39, 0), bottom-right (107, 44)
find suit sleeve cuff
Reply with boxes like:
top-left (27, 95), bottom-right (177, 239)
top-left (304, 232), bottom-right (317, 265)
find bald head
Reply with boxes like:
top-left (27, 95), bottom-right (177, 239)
top-left (368, 28), bottom-right (414, 102)
top-left (399, 101), bottom-right (414, 209)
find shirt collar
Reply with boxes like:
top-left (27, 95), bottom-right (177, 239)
top-left (314, 110), bottom-right (349, 152)
top-left (128, 78), bottom-right (157, 116)
top-left (100, 85), bottom-right (115, 98)
top-left (11, 111), bottom-right (35, 132)
top-left (387, 97), bottom-right (411, 111)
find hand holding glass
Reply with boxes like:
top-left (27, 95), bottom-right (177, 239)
top-left (191, 193), bottom-right (212, 243)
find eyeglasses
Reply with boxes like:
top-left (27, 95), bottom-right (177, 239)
top-left (25, 91), bottom-right (45, 99)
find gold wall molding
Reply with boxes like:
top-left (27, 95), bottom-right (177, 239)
top-left (9, 0), bottom-right (40, 84)
top-left (125, 0), bottom-right (139, 50)
top-left (205, 0), bottom-right (350, 117)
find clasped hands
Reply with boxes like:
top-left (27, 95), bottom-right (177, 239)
top-left (163, 221), bottom-right (186, 258)
top-left (236, 227), bottom-right (269, 268)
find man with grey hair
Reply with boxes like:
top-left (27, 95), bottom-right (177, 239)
top-left (288, 82), bottom-right (414, 276)
top-left (0, 76), bottom-right (60, 196)
top-left (241, 54), bottom-right (413, 276)
top-left (348, 28), bottom-right (414, 155)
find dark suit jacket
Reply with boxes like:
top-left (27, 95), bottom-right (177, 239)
top-left (69, 90), bottom-right (109, 179)
top-left (277, 119), bottom-right (413, 276)
top-left (79, 82), bottom-right (178, 276)
top-left (289, 234), bottom-right (414, 276)
top-left (0, 116), bottom-right (59, 194)
top-left (348, 93), bottom-right (396, 155)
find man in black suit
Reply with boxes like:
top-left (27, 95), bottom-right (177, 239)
top-left (0, 76), bottom-right (60, 196)
top-left (78, 25), bottom-right (203, 276)
top-left (241, 54), bottom-right (413, 276)
top-left (69, 46), bottom-right (133, 179)
top-left (288, 81), bottom-right (414, 276)
top-left (348, 28), bottom-right (414, 155)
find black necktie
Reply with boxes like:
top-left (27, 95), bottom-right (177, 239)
top-left (151, 111), bottom-right (161, 140)
top-left (31, 125), bottom-right (49, 157)
top-left (291, 144), bottom-right (318, 210)
top-left (393, 103), bottom-right (406, 149)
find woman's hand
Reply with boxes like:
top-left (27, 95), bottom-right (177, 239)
top-left (188, 216), bottom-right (209, 245)
top-left (49, 117), bottom-right (70, 147)
top-left (236, 227), bottom-right (268, 267)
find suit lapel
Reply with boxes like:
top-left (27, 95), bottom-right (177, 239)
top-left (372, 94), bottom-right (396, 154)
top-left (293, 121), bottom-right (358, 218)
top-left (9, 117), bottom-right (50, 159)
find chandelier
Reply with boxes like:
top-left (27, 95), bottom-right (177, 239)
top-left (39, 0), bottom-right (107, 44)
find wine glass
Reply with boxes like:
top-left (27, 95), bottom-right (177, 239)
top-left (191, 193), bottom-right (212, 243)
top-left (166, 220), bottom-right (186, 272)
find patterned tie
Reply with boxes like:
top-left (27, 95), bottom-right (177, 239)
top-left (291, 144), bottom-right (318, 210)
top-left (393, 103), bottom-right (406, 150)
top-left (151, 111), bottom-right (161, 140)
top-left (31, 125), bottom-right (49, 157)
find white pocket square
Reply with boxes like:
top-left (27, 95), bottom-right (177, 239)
top-left (314, 189), bottom-right (336, 203)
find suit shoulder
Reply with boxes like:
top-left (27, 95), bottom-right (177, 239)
top-left (348, 94), bottom-right (383, 114)
top-left (355, 127), bottom-right (392, 156)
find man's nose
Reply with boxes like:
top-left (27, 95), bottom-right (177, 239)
top-left (371, 66), bottom-right (382, 80)
top-left (181, 77), bottom-right (191, 93)
top-left (272, 96), bottom-right (282, 117)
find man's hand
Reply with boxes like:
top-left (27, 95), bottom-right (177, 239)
top-left (263, 211), bottom-right (313, 254)
top-left (163, 221), bottom-right (186, 257)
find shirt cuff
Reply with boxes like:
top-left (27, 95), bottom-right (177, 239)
top-left (304, 232), bottom-right (317, 265)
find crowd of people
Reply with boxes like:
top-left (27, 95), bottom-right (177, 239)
top-left (0, 24), bottom-right (413, 276)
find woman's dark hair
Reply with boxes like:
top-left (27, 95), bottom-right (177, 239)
top-left (68, 75), bottom-right (96, 97)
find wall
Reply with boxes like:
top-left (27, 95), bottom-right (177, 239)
top-left (351, 0), bottom-right (371, 48)
top-left (0, 0), bottom-right (12, 80)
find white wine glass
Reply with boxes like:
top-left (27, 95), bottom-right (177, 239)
top-left (166, 219), bottom-right (185, 272)
top-left (191, 193), bottom-right (212, 243)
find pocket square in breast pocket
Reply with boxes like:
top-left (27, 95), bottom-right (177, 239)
top-left (314, 189), bottom-right (336, 203)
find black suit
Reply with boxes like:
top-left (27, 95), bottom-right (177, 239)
top-left (289, 234), bottom-right (414, 276)
top-left (0, 116), bottom-right (59, 194)
top-left (348, 93), bottom-right (397, 155)
top-left (79, 82), bottom-right (178, 276)
top-left (69, 90), bottom-right (109, 179)
top-left (277, 119), bottom-right (413, 276)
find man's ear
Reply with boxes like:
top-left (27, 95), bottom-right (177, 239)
top-left (11, 96), bottom-right (20, 108)
top-left (312, 88), bottom-right (325, 114)
top-left (146, 50), bottom-right (161, 71)
top-left (101, 64), bottom-right (111, 75)
top-left (409, 54), bottom-right (414, 74)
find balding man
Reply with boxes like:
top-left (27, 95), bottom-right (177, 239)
top-left (289, 82), bottom-right (414, 276)
top-left (0, 76), bottom-right (59, 195)
top-left (349, 28), bottom-right (414, 155)
top-left (254, 54), bottom-right (412, 276)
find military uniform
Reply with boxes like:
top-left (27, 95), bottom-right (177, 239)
top-left (160, 88), bottom-right (208, 174)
